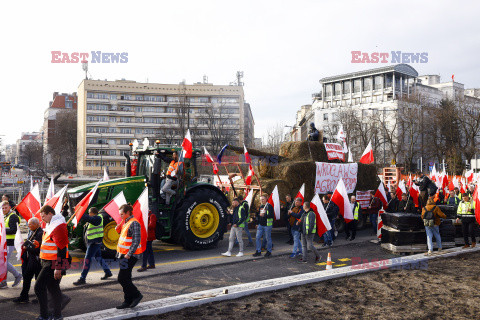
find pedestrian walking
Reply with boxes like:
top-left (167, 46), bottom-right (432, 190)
top-left (456, 194), bottom-right (477, 249)
top-left (138, 211), bottom-right (157, 272)
top-left (115, 204), bottom-right (143, 309)
top-left (345, 196), bottom-right (360, 241)
top-left (73, 207), bottom-right (113, 285)
top-left (253, 194), bottom-right (273, 258)
top-left (0, 200), bottom-right (22, 288)
top-left (422, 199), bottom-right (446, 255)
top-left (222, 198), bottom-right (247, 257)
top-left (298, 202), bottom-right (321, 263)
top-left (35, 205), bottom-right (69, 320)
top-left (13, 217), bottom-right (43, 304)
top-left (288, 197), bottom-right (303, 258)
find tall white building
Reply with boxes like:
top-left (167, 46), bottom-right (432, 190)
top-left (289, 64), bottom-right (480, 166)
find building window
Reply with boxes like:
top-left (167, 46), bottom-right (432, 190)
top-left (323, 113), bottom-right (329, 121)
top-left (135, 106), bottom-right (142, 112)
top-left (120, 128), bottom-right (132, 134)
top-left (143, 107), bottom-right (156, 113)
top-left (135, 95), bottom-right (144, 101)
top-left (119, 139), bottom-right (130, 145)
top-left (135, 128), bottom-right (142, 134)
top-left (198, 97), bottom-right (209, 103)
top-left (110, 94), bottom-right (117, 100)
top-left (166, 107), bottom-right (175, 113)
top-left (167, 96), bottom-right (179, 102)
top-left (108, 128), bottom-right (116, 133)
top-left (354, 79), bottom-right (361, 93)
top-left (86, 138), bottom-right (95, 144)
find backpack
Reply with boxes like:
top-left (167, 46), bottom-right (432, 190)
top-left (423, 206), bottom-right (435, 227)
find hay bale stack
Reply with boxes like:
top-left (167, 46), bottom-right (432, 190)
top-left (279, 141), bottom-right (329, 162)
top-left (356, 163), bottom-right (380, 191)
top-left (273, 161), bottom-right (317, 200)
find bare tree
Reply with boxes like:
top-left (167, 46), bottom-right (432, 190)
top-left (262, 123), bottom-right (286, 154)
top-left (21, 141), bottom-right (43, 169)
top-left (48, 110), bottom-right (77, 173)
top-left (198, 101), bottom-right (237, 153)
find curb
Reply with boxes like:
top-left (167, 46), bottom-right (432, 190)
top-left (66, 246), bottom-right (480, 320)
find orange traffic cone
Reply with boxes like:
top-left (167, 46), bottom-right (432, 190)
top-left (326, 252), bottom-right (333, 270)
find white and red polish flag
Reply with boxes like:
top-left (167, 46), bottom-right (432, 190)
top-left (472, 184), bottom-right (480, 225)
top-left (181, 129), bottom-right (193, 159)
top-left (267, 185), bottom-right (281, 220)
top-left (375, 182), bottom-right (388, 210)
top-left (45, 177), bottom-right (55, 204)
top-left (102, 191), bottom-right (127, 224)
top-left (244, 189), bottom-right (254, 208)
top-left (16, 184), bottom-right (41, 221)
top-left (330, 178), bottom-right (354, 222)
top-left (38, 185), bottom-right (68, 218)
top-left (0, 211), bottom-right (7, 283)
top-left (203, 147), bottom-right (214, 163)
top-left (359, 141), bottom-right (374, 164)
top-left (245, 165), bottom-right (255, 186)
top-left (396, 180), bottom-right (406, 200)
top-left (466, 169), bottom-right (474, 183)
top-left (310, 193), bottom-right (331, 237)
top-left (73, 181), bottom-right (100, 228)
top-left (244, 145), bottom-right (251, 164)
top-left (295, 183), bottom-right (305, 204)
top-left (409, 182), bottom-right (420, 206)
top-left (132, 188), bottom-right (148, 253)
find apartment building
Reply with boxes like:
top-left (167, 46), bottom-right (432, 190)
top-left (77, 79), bottom-right (254, 175)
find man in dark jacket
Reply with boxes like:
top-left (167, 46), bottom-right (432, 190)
top-left (13, 217), bottom-right (43, 303)
top-left (307, 123), bottom-right (320, 141)
top-left (398, 193), bottom-right (417, 213)
top-left (253, 194), bottom-right (274, 258)
top-left (288, 198), bottom-right (303, 258)
top-left (223, 198), bottom-right (247, 257)
top-left (322, 196), bottom-right (339, 246)
top-left (414, 173), bottom-right (437, 208)
top-left (297, 202), bottom-right (320, 263)
top-left (386, 192), bottom-right (399, 213)
top-left (73, 207), bottom-right (113, 285)
top-left (367, 191), bottom-right (382, 235)
top-left (446, 190), bottom-right (461, 206)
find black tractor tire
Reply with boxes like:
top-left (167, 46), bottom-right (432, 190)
top-left (172, 187), bottom-right (228, 250)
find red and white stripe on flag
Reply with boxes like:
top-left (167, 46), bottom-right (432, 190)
top-left (295, 183), bottom-right (305, 204)
top-left (16, 184), bottom-right (42, 221)
top-left (310, 193), bottom-right (331, 237)
top-left (409, 183), bottom-right (420, 206)
top-left (132, 188), bottom-right (149, 254)
top-left (38, 185), bottom-right (68, 219)
top-left (245, 165), bottom-right (254, 186)
top-left (244, 189), bottom-right (254, 208)
top-left (45, 177), bottom-right (55, 204)
top-left (203, 147), bottom-right (214, 163)
top-left (181, 129), bottom-right (193, 159)
top-left (73, 181), bottom-right (100, 227)
top-left (330, 178), bottom-right (354, 222)
top-left (244, 145), bottom-right (251, 164)
top-left (375, 182), bottom-right (388, 210)
top-left (359, 141), bottom-right (374, 164)
top-left (267, 185), bottom-right (281, 220)
top-left (103, 191), bottom-right (127, 224)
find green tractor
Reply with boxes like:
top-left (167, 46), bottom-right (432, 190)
top-left (67, 145), bottom-right (230, 256)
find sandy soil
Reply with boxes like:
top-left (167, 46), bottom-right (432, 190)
top-left (145, 251), bottom-right (480, 320)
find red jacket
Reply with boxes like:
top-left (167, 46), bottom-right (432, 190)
top-left (147, 213), bottom-right (157, 242)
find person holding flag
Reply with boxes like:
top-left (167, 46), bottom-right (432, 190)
top-left (115, 204), bottom-right (143, 309)
top-left (345, 196), bottom-right (361, 241)
top-left (288, 197), bottom-right (304, 258)
top-left (73, 207), bottom-right (113, 286)
top-left (366, 191), bottom-right (382, 236)
top-left (253, 194), bottom-right (274, 258)
top-left (0, 201), bottom-right (22, 288)
top-left (297, 201), bottom-right (321, 264)
top-left (35, 205), bottom-right (69, 320)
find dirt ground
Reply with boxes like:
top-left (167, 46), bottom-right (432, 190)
top-left (145, 251), bottom-right (480, 320)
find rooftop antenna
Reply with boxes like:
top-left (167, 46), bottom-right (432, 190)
top-left (203, 75), bottom-right (208, 84)
top-left (82, 61), bottom-right (88, 80)
top-left (229, 71), bottom-right (244, 86)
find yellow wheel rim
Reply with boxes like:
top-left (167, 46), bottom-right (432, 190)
top-left (103, 221), bottom-right (120, 250)
top-left (189, 203), bottom-right (220, 238)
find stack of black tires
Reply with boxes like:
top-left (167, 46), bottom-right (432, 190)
top-left (381, 205), bottom-right (457, 253)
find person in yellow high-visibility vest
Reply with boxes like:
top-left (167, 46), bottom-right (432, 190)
top-left (346, 196), bottom-right (361, 241)
top-left (0, 200), bottom-right (22, 288)
top-left (456, 194), bottom-right (476, 248)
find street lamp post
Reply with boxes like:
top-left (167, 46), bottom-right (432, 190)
top-left (99, 132), bottom-right (103, 174)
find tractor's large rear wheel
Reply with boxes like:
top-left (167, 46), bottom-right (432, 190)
top-left (172, 188), bottom-right (228, 250)
top-left (101, 214), bottom-right (119, 259)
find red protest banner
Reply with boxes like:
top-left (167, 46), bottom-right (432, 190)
top-left (324, 143), bottom-right (345, 162)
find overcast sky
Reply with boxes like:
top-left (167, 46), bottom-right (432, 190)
top-left (1, 0), bottom-right (479, 145)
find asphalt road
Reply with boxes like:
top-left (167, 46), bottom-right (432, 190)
top-left (0, 228), bottom-right (394, 319)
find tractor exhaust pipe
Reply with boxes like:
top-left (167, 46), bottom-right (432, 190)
top-left (124, 152), bottom-right (131, 177)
